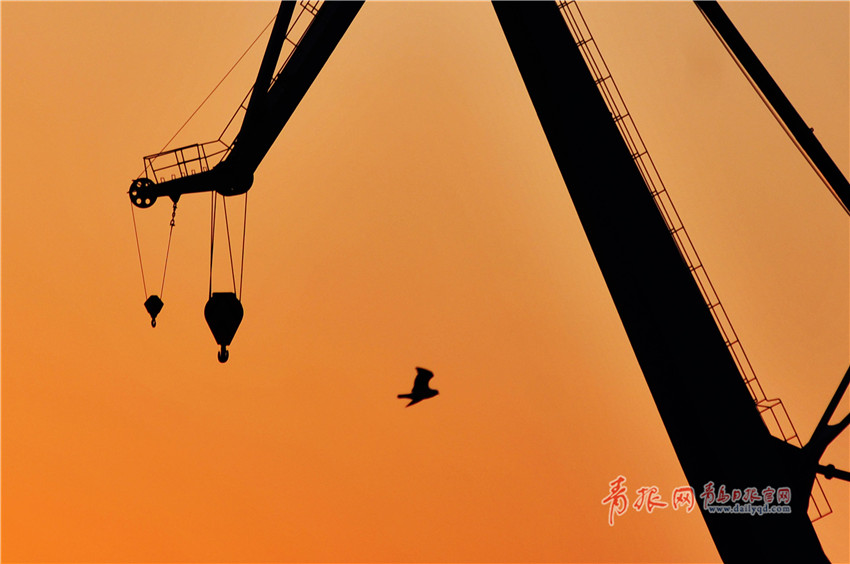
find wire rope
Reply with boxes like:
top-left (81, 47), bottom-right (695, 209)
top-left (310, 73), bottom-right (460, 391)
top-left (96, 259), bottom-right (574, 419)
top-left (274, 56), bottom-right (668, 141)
top-left (222, 196), bottom-right (238, 293)
top-left (160, 203), bottom-right (178, 297)
top-left (209, 191), bottom-right (218, 298)
top-left (239, 194), bottom-right (248, 300)
top-left (154, 13), bottom-right (277, 157)
top-left (130, 202), bottom-right (148, 298)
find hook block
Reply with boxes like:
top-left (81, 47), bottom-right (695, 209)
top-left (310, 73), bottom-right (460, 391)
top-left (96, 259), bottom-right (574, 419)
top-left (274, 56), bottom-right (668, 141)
top-left (204, 292), bottom-right (243, 357)
top-left (144, 295), bottom-right (164, 327)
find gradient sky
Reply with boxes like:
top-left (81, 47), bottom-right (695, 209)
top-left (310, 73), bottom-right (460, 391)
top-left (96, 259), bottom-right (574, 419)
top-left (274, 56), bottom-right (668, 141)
top-left (2, 2), bottom-right (848, 562)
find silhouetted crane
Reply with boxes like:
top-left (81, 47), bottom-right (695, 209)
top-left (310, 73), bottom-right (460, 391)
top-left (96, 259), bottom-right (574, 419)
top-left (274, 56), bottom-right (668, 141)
top-left (127, 2), bottom-right (849, 560)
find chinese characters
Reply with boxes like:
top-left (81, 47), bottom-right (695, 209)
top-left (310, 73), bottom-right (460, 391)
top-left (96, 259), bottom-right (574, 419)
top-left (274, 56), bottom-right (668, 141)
top-left (700, 481), bottom-right (791, 516)
top-left (601, 475), bottom-right (695, 526)
top-left (602, 477), bottom-right (791, 524)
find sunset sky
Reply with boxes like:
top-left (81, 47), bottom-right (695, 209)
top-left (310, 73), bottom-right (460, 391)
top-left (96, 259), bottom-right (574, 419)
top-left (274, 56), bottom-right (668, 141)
top-left (2, 2), bottom-right (848, 562)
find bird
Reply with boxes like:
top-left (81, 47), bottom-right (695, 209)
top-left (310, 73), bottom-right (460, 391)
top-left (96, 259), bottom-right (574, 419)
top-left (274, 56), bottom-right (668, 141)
top-left (398, 367), bottom-right (439, 407)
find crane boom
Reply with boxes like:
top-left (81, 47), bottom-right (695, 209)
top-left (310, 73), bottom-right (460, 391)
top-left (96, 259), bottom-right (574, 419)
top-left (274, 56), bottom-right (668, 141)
top-left (493, 1), bottom-right (828, 561)
top-left (224, 1), bottom-right (363, 183)
top-left (129, 1), bottom-right (363, 207)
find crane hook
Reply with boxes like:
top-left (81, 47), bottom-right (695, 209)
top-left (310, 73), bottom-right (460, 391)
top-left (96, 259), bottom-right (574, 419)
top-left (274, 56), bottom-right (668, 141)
top-left (204, 292), bottom-right (243, 364)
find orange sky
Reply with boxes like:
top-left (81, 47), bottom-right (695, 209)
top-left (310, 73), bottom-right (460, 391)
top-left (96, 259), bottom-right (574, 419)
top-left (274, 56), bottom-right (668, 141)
top-left (2, 2), bottom-right (848, 562)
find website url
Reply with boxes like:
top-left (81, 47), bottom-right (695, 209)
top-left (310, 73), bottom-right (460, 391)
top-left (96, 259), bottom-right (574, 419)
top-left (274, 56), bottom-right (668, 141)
top-left (705, 503), bottom-right (791, 516)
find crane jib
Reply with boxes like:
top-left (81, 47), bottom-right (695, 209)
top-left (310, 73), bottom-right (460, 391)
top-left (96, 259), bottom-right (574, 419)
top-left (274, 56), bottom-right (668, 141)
top-left (128, 1), bottom-right (364, 207)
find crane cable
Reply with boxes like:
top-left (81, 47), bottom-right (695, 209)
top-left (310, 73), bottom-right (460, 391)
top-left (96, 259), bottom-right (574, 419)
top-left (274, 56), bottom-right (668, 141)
top-left (209, 191), bottom-right (217, 298)
top-left (239, 194), bottom-right (248, 298)
top-left (223, 197), bottom-right (238, 294)
top-left (130, 200), bottom-right (178, 300)
top-left (209, 191), bottom-right (248, 300)
top-left (160, 202), bottom-right (178, 298)
top-left (130, 202), bottom-right (148, 299)
top-left (154, 13), bottom-right (277, 158)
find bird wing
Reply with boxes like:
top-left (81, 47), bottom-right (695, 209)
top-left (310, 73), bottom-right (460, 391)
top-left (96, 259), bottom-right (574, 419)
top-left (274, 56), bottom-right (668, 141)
top-left (412, 367), bottom-right (434, 392)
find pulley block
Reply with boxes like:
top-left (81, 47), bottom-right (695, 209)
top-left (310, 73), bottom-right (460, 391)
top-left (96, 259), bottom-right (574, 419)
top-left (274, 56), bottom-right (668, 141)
top-left (130, 177), bottom-right (157, 208)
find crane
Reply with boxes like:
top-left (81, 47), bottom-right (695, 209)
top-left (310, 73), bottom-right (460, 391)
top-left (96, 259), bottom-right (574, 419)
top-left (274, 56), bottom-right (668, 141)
top-left (130, 1), bottom-right (363, 361)
top-left (127, 1), bottom-right (849, 561)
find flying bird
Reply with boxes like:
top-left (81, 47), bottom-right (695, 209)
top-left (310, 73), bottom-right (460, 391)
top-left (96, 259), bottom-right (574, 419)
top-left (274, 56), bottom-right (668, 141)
top-left (398, 367), bottom-right (439, 407)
